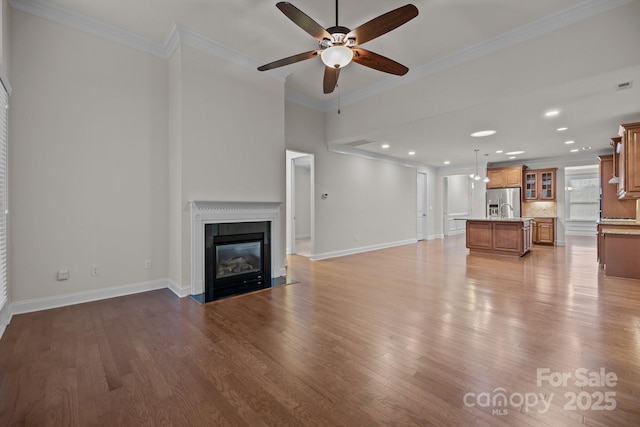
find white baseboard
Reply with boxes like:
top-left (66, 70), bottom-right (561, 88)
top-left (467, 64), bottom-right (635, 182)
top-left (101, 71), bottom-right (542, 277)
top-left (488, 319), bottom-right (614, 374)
top-left (310, 238), bottom-right (417, 261)
top-left (428, 234), bottom-right (445, 240)
top-left (11, 279), bottom-right (171, 315)
top-left (168, 280), bottom-right (191, 298)
top-left (0, 302), bottom-right (11, 340)
top-left (564, 230), bottom-right (597, 237)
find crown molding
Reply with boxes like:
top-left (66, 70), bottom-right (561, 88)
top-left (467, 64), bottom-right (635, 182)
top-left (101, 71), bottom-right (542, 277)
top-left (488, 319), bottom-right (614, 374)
top-left (10, 0), bottom-right (636, 110)
top-left (9, 0), bottom-right (168, 57)
top-left (8, 0), bottom-right (288, 81)
top-left (327, 0), bottom-right (637, 111)
top-left (284, 88), bottom-right (329, 112)
top-left (328, 142), bottom-right (427, 169)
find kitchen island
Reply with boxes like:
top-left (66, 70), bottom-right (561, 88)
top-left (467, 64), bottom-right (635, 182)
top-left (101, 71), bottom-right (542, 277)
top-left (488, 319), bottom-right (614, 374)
top-left (597, 218), bottom-right (640, 279)
top-left (466, 218), bottom-right (533, 257)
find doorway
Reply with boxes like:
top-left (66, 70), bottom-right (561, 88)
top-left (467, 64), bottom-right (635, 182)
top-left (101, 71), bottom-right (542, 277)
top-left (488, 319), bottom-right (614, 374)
top-left (286, 150), bottom-right (314, 257)
top-left (442, 174), bottom-right (472, 237)
top-left (417, 172), bottom-right (428, 240)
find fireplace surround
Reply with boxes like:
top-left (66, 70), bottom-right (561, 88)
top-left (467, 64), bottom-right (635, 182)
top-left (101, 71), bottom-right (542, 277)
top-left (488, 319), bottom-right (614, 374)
top-left (190, 201), bottom-right (282, 300)
top-left (205, 223), bottom-right (271, 301)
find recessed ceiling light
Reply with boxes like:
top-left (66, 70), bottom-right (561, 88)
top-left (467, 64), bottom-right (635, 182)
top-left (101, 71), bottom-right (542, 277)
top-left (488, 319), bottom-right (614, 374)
top-left (505, 151), bottom-right (525, 155)
top-left (545, 110), bottom-right (560, 117)
top-left (509, 156), bottom-right (516, 159)
top-left (570, 149), bottom-right (579, 152)
top-left (444, 161), bottom-right (450, 165)
top-left (381, 144), bottom-right (390, 149)
top-left (565, 140), bottom-right (575, 144)
top-left (557, 127), bottom-right (568, 131)
top-left (471, 130), bottom-right (496, 137)
top-left (582, 146), bottom-right (592, 151)
top-left (495, 150), bottom-right (503, 154)
top-left (408, 151), bottom-right (415, 156)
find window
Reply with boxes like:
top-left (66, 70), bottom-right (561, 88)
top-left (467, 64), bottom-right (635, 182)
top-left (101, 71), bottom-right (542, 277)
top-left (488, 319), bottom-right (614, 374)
top-left (0, 84), bottom-right (7, 312)
top-left (566, 174), bottom-right (599, 221)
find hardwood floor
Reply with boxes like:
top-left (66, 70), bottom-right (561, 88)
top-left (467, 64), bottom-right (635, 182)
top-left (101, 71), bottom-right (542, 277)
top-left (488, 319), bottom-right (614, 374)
top-left (1, 235), bottom-right (640, 426)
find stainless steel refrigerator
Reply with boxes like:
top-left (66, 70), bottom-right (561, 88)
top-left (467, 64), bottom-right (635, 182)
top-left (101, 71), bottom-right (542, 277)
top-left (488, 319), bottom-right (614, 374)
top-left (486, 188), bottom-right (521, 218)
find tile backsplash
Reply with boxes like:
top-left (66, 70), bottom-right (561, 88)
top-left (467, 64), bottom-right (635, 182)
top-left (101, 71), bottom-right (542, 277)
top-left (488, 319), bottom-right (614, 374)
top-left (523, 201), bottom-right (557, 218)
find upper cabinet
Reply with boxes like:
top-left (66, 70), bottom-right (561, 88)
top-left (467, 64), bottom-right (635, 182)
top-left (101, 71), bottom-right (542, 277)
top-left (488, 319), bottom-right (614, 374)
top-left (617, 122), bottom-right (640, 199)
top-left (524, 168), bottom-right (557, 201)
top-left (486, 165), bottom-right (524, 189)
top-left (599, 154), bottom-right (636, 218)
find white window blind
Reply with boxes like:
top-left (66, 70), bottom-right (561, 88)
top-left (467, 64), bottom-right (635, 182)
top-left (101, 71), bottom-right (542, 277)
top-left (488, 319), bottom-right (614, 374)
top-left (0, 85), bottom-right (7, 311)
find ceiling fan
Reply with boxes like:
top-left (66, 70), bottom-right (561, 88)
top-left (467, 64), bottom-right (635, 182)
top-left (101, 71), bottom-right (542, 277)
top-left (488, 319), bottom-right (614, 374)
top-left (257, 1), bottom-right (419, 94)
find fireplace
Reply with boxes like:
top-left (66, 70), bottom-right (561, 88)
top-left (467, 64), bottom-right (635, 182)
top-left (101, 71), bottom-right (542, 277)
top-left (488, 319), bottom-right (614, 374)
top-left (189, 201), bottom-right (283, 300)
top-left (204, 222), bottom-right (271, 301)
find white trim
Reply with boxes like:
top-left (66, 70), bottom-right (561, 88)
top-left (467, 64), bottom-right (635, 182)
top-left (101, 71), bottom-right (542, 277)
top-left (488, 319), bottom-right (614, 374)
top-left (0, 69), bottom-right (12, 95)
top-left (328, 142), bottom-right (427, 169)
top-left (189, 201), bottom-right (283, 296)
top-left (428, 234), bottom-right (445, 240)
top-left (168, 279), bottom-right (191, 298)
top-left (9, 0), bottom-right (167, 57)
top-left (163, 23), bottom-right (181, 59)
top-left (10, 279), bottom-right (170, 315)
top-left (327, 0), bottom-right (636, 111)
top-left (9, 0), bottom-right (634, 111)
top-left (176, 24), bottom-right (288, 81)
top-left (0, 301), bottom-right (11, 340)
top-left (310, 238), bottom-right (417, 261)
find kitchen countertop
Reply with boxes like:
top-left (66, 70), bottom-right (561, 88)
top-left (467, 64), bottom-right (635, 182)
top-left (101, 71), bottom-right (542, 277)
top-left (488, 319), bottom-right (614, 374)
top-left (597, 219), bottom-right (640, 225)
top-left (601, 229), bottom-right (640, 235)
top-left (467, 217), bottom-right (533, 222)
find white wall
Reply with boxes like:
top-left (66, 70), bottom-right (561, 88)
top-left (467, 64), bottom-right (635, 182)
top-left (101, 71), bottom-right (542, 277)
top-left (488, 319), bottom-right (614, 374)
top-left (170, 43), bottom-right (286, 288)
top-left (325, 2), bottom-right (640, 146)
top-left (294, 165), bottom-right (311, 238)
top-left (447, 174), bottom-right (471, 215)
top-left (9, 10), bottom-right (169, 301)
top-left (0, 0), bottom-right (9, 79)
top-left (9, 9), bottom-right (288, 305)
top-left (285, 101), bottom-right (417, 258)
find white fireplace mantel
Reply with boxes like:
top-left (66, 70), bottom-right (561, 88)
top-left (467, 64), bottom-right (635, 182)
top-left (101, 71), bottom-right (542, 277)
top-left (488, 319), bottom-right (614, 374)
top-left (189, 201), bottom-right (282, 296)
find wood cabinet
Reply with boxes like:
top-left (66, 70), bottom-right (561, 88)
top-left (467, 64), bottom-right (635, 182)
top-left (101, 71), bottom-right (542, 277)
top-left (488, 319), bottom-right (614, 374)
top-left (466, 219), bottom-right (532, 256)
top-left (617, 122), bottom-right (640, 199)
top-left (524, 168), bottom-right (556, 201)
top-left (599, 154), bottom-right (636, 218)
top-left (602, 232), bottom-right (640, 279)
top-left (486, 165), bottom-right (524, 189)
top-left (597, 221), bottom-right (640, 267)
top-left (532, 218), bottom-right (555, 244)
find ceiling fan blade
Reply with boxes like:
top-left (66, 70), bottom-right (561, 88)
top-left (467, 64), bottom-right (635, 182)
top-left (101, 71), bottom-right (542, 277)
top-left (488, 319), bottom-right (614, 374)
top-left (257, 50), bottom-right (320, 71)
top-left (347, 4), bottom-right (418, 45)
top-left (323, 67), bottom-right (340, 94)
top-left (352, 48), bottom-right (409, 76)
top-left (276, 2), bottom-right (331, 41)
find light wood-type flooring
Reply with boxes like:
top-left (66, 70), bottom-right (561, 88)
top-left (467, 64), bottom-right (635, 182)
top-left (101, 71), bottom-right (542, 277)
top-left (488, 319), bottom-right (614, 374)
top-left (1, 235), bottom-right (639, 426)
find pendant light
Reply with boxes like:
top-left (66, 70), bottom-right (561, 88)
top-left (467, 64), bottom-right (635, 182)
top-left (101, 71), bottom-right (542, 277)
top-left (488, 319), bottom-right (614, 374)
top-left (483, 153), bottom-right (490, 183)
top-left (473, 149), bottom-right (481, 181)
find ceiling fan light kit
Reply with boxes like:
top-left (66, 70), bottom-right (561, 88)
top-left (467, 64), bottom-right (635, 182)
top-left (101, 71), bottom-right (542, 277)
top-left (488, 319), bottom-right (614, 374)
top-left (258, 1), bottom-right (419, 94)
top-left (321, 45), bottom-right (353, 69)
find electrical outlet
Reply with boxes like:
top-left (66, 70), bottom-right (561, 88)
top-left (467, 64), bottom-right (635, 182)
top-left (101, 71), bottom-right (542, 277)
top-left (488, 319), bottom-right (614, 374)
top-left (144, 259), bottom-right (152, 269)
top-left (57, 269), bottom-right (69, 281)
top-left (354, 234), bottom-right (358, 242)
top-left (91, 265), bottom-right (100, 276)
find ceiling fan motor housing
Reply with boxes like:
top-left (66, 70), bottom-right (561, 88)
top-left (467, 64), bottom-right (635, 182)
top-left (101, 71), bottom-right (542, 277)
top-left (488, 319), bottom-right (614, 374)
top-left (321, 26), bottom-right (354, 48)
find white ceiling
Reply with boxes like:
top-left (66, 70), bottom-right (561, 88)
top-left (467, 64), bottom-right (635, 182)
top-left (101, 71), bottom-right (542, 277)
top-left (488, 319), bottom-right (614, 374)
top-left (17, 0), bottom-right (640, 168)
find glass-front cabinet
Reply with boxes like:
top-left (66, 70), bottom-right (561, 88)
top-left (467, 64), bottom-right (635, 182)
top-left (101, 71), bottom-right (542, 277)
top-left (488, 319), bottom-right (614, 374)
top-left (525, 172), bottom-right (537, 200)
top-left (524, 168), bottom-right (556, 201)
top-left (540, 170), bottom-right (555, 200)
